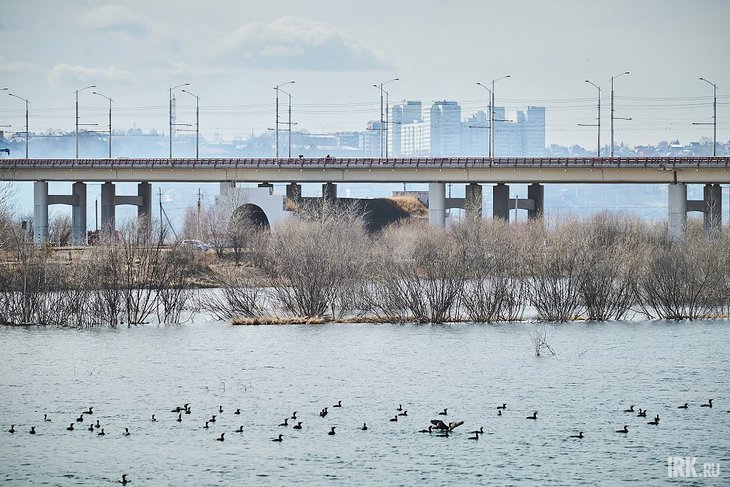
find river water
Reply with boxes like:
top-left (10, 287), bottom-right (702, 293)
top-left (1, 319), bottom-right (728, 485)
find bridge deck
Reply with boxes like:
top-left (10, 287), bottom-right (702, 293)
top-left (2, 157), bottom-right (729, 184)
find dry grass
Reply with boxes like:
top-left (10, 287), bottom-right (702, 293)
top-left (231, 316), bottom-right (327, 325)
top-left (386, 196), bottom-right (428, 216)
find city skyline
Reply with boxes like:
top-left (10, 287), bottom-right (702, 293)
top-left (0, 0), bottom-right (727, 151)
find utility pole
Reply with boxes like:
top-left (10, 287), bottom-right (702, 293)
top-left (274, 81), bottom-right (295, 158)
top-left (374, 78), bottom-right (398, 158)
top-left (169, 83), bottom-right (189, 158)
top-left (8, 93), bottom-right (29, 158)
top-left (92, 91), bottom-right (112, 158)
top-left (75, 85), bottom-right (96, 159)
top-left (196, 188), bottom-right (201, 239)
top-left (610, 72), bottom-right (630, 157)
top-left (695, 77), bottom-right (718, 156)
top-left (579, 80), bottom-right (601, 157)
top-left (182, 89), bottom-right (200, 158)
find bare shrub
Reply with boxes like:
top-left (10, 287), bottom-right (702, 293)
top-left (261, 200), bottom-right (369, 319)
top-left (198, 267), bottom-right (267, 320)
top-left (523, 219), bottom-right (589, 322)
top-left (640, 222), bottom-right (728, 320)
top-left (579, 213), bottom-right (648, 320)
top-left (453, 217), bottom-right (526, 322)
top-left (531, 326), bottom-right (556, 356)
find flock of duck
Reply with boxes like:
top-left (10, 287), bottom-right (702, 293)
top-left (6, 398), bottom-right (723, 485)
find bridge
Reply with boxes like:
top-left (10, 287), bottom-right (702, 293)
top-left (1, 156), bottom-right (728, 244)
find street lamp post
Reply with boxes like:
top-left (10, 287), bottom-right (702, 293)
top-left (7, 93), bottom-right (29, 158)
top-left (610, 71), bottom-right (630, 157)
top-left (476, 82), bottom-right (493, 157)
top-left (92, 91), bottom-right (112, 158)
top-left (579, 80), bottom-right (601, 157)
top-left (75, 85), bottom-right (96, 159)
top-left (490, 75), bottom-right (510, 158)
top-left (169, 83), bottom-right (189, 158)
top-left (274, 81), bottom-right (295, 158)
top-left (695, 77), bottom-right (718, 156)
top-left (182, 89), bottom-right (200, 159)
top-left (375, 78), bottom-right (398, 158)
top-left (278, 89), bottom-right (294, 158)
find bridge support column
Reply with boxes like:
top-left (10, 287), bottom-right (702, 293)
top-left (668, 183), bottom-right (687, 241)
top-left (286, 183), bottom-right (302, 203)
top-left (465, 183), bottom-right (483, 219)
top-left (493, 183), bottom-right (510, 221)
top-left (527, 183), bottom-right (544, 220)
top-left (220, 181), bottom-right (235, 196)
top-left (703, 183), bottom-right (722, 235)
top-left (258, 182), bottom-right (274, 195)
top-left (322, 182), bottom-right (337, 203)
top-left (71, 182), bottom-right (86, 245)
top-left (33, 181), bottom-right (49, 244)
top-left (429, 182), bottom-right (446, 227)
top-left (101, 182), bottom-right (116, 235)
top-left (137, 182), bottom-right (152, 220)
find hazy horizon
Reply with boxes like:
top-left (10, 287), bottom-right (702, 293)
top-left (0, 0), bottom-right (728, 152)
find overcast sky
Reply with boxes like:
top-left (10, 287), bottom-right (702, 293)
top-left (1, 0), bottom-right (728, 150)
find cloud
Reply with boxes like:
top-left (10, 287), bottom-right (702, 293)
top-left (80, 4), bottom-right (148, 36)
top-left (47, 64), bottom-right (135, 87)
top-left (151, 61), bottom-right (235, 81)
top-left (0, 56), bottom-right (37, 74)
top-left (224, 17), bottom-right (389, 70)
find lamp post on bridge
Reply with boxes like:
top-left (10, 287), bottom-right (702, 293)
top-left (375, 78), bottom-right (398, 158)
top-left (490, 75), bottom-right (510, 158)
top-left (181, 89), bottom-right (200, 159)
top-left (7, 92), bottom-right (29, 158)
top-left (694, 77), bottom-right (718, 156)
top-left (610, 71), bottom-right (630, 158)
top-left (579, 80), bottom-right (601, 157)
top-left (279, 88), bottom-right (296, 159)
top-left (92, 91), bottom-right (112, 158)
top-left (476, 82), bottom-right (493, 157)
top-left (274, 81), bottom-right (295, 158)
top-left (75, 85), bottom-right (96, 159)
top-left (169, 83), bottom-right (189, 159)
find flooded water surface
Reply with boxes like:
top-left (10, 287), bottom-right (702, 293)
top-left (1, 320), bottom-right (728, 485)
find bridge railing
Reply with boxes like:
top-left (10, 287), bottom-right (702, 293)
top-left (1, 156), bottom-right (729, 170)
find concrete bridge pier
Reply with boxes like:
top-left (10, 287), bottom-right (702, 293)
top-left (100, 182), bottom-right (116, 235)
top-left (668, 183), bottom-right (687, 240)
top-left (137, 182), bottom-right (152, 220)
top-left (71, 182), bottom-right (87, 245)
top-left (429, 182), bottom-right (446, 226)
top-left (33, 181), bottom-right (49, 244)
top-left (220, 181), bottom-right (235, 196)
top-left (703, 183), bottom-right (722, 235)
top-left (322, 182), bottom-right (337, 202)
top-left (286, 183), bottom-right (302, 203)
top-left (493, 183), bottom-right (510, 220)
top-left (527, 183), bottom-right (544, 220)
top-left (465, 183), bottom-right (483, 218)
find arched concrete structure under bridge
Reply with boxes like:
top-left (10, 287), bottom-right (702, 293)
top-left (217, 183), bottom-right (289, 230)
top-left (233, 203), bottom-right (271, 231)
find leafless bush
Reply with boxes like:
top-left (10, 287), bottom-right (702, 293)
top-left (198, 267), bottom-right (267, 320)
top-left (523, 219), bottom-right (589, 322)
top-left (531, 326), bottom-right (556, 356)
top-left (640, 222), bottom-right (728, 320)
top-left (49, 213), bottom-right (72, 247)
top-left (261, 200), bottom-right (369, 319)
top-left (364, 222), bottom-right (466, 323)
top-left (453, 218), bottom-right (526, 322)
top-left (578, 213), bottom-right (648, 320)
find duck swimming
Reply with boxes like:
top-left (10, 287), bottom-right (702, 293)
top-left (419, 426), bottom-right (433, 433)
top-left (438, 408), bottom-right (448, 416)
top-left (29, 426), bottom-right (36, 435)
top-left (678, 403), bottom-right (688, 409)
top-left (398, 410), bottom-right (408, 417)
top-left (83, 407), bottom-right (93, 415)
top-left (235, 426), bottom-right (244, 433)
top-left (701, 399), bottom-right (713, 408)
top-left (570, 431), bottom-right (584, 439)
top-left (293, 422), bottom-right (303, 430)
top-left (623, 405), bottom-right (635, 413)
top-left (361, 423), bottom-right (368, 431)
top-left (9, 425), bottom-right (15, 433)
top-left (234, 409), bottom-right (241, 415)
top-left (279, 418), bottom-right (288, 427)
top-left (616, 425), bottom-right (628, 433)
top-left (123, 427), bottom-right (130, 436)
top-left (469, 427), bottom-right (484, 435)
top-left (98, 429), bottom-right (105, 436)
top-left (333, 401), bottom-right (342, 408)
top-left (637, 409), bottom-right (646, 417)
top-left (497, 404), bottom-right (507, 410)
top-left (43, 414), bottom-right (51, 422)
top-left (216, 433), bottom-right (225, 442)
top-left (328, 426), bottom-right (336, 436)
top-left (66, 423), bottom-right (74, 431)
top-left (272, 434), bottom-right (283, 442)
top-left (151, 415), bottom-right (157, 422)
top-left (526, 411), bottom-right (538, 420)
top-left (117, 474), bottom-right (130, 485)
top-left (389, 415), bottom-right (398, 422)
